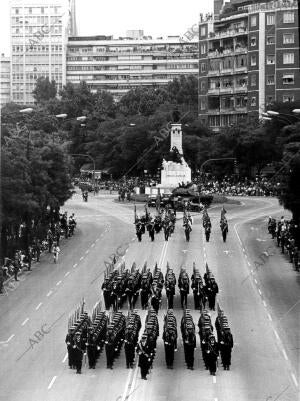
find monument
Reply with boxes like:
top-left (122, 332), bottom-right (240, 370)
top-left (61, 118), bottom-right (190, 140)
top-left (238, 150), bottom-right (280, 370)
top-left (158, 123), bottom-right (191, 189)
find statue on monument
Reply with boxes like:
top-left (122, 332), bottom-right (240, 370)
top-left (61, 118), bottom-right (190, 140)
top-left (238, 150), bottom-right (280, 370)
top-left (172, 108), bottom-right (181, 123)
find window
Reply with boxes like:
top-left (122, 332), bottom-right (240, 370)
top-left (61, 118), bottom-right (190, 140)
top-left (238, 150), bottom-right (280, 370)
top-left (251, 16), bottom-right (257, 27)
top-left (15, 8), bottom-right (19, 14)
top-left (283, 95), bottom-right (294, 102)
top-left (267, 36), bottom-right (275, 45)
top-left (283, 12), bottom-right (294, 23)
top-left (41, 7), bottom-right (44, 14)
top-left (200, 26), bottom-right (206, 37)
top-left (200, 44), bottom-right (206, 54)
top-left (201, 63), bottom-right (206, 72)
top-left (251, 74), bottom-right (256, 86)
top-left (283, 33), bottom-right (294, 44)
top-left (283, 53), bottom-right (294, 64)
top-left (282, 74), bottom-right (294, 84)
top-left (201, 81), bottom-right (205, 90)
top-left (251, 97), bottom-right (256, 106)
top-left (200, 99), bottom-right (206, 110)
top-left (267, 75), bottom-right (274, 85)
top-left (267, 14), bottom-right (275, 25)
top-left (267, 55), bottom-right (275, 64)
top-left (251, 55), bottom-right (257, 66)
top-left (267, 96), bottom-right (273, 104)
top-left (250, 36), bottom-right (256, 46)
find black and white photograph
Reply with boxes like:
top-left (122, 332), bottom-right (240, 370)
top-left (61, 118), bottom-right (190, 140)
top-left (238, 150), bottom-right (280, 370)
top-left (0, 0), bottom-right (300, 400)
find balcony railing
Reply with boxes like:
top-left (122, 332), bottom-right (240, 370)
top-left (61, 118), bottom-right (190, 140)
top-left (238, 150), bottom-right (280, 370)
top-left (207, 47), bottom-right (247, 58)
top-left (210, 28), bottom-right (248, 39)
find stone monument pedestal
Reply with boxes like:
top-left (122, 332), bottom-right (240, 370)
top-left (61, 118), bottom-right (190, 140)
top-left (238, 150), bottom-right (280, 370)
top-left (157, 123), bottom-right (191, 190)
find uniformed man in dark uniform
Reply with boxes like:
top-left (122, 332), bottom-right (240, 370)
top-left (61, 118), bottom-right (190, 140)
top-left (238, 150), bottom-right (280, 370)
top-left (105, 325), bottom-right (115, 369)
top-left (86, 328), bottom-right (97, 369)
top-left (148, 220), bottom-right (155, 242)
top-left (73, 332), bottom-right (84, 374)
top-left (137, 335), bottom-right (151, 380)
top-left (205, 335), bottom-right (219, 375)
top-left (101, 278), bottom-right (111, 310)
top-left (151, 289), bottom-right (161, 314)
top-left (219, 325), bottom-right (233, 370)
top-left (65, 327), bottom-right (75, 369)
top-left (206, 276), bottom-right (219, 311)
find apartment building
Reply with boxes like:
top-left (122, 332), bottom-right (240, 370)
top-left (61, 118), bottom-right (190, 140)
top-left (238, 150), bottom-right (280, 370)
top-left (0, 54), bottom-right (11, 106)
top-left (199, 0), bottom-right (300, 131)
top-left (10, 0), bottom-right (76, 104)
top-left (66, 33), bottom-right (198, 100)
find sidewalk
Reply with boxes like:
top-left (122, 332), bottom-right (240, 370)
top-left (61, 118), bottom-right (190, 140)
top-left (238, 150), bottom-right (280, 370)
top-left (1, 234), bottom-right (72, 296)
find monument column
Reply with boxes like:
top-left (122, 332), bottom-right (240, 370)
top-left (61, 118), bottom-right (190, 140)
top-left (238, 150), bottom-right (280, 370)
top-left (170, 124), bottom-right (183, 154)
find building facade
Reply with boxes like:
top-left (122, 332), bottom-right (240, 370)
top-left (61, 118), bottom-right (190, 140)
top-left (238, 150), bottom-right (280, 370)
top-left (10, 0), bottom-right (76, 104)
top-left (199, 0), bottom-right (300, 131)
top-left (0, 54), bottom-right (11, 106)
top-left (66, 35), bottom-right (198, 100)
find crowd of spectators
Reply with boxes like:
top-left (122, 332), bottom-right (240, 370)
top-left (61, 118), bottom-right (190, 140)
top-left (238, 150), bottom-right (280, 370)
top-left (76, 174), bottom-right (279, 198)
top-left (268, 216), bottom-right (299, 271)
top-left (196, 175), bottom-right (279, 197)
top-left (0, 212), bottom-right (76, 293)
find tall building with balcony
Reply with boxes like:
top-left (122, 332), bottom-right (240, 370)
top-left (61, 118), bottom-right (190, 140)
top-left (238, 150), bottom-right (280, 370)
top-left (0, 54), bottom-right (11, 106)
top-left (10, 0), bottom-right (77, 104)
top-left (199, 0), bottom-right (300, 131)
top-left (66, 35), bottom-right (198, 100)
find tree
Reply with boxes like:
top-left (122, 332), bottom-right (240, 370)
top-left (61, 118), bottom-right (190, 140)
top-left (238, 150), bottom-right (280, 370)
top-left (1, 128), bottom-right (73, 259)
top-left (32, 77), bottom-right (57, 103)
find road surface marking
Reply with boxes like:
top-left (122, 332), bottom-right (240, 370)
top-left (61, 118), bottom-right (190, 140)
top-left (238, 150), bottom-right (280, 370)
top-left (213, 376), bottom-right (217, 383)
top-left (125, 249), bottom-right (128, 253)
top-left (47, 376), bottom-right (57, 390)
top-left (47, 290), bottom-right (53, 297)
top-left (79, 256), bottom-right (84, 261)
top-left (291, 373), bottom-right (298, 387)
top-left (273, 329), bottom-right (280, 340)
top-left (65, 271), bottom-right (70, 277)
top-left (263, 300), bottom-right (267, 307)
top-left (62, 353), bottom-right (68, 363)
top-left (56, 280), bottom-right (62, 286)
top-left (251, 269), bottom-right (254, 273)
top-left (258, 289), bottom-right (262, 296)
top-left (244, 254), bottom-right (248, 258)
top-left (96, 238), bottom-right (100, 242)
top-left (267, 313), bottom-right (272, 321)
top-left (91, 243), bottom-right (95, 248)
top-left (254, 279), bottom-right (258, 284)
top-left (282, 349), bottom-right (288, 360)
top-left (7, 334), bottom-right (15, 342)
top-left (21, 318), bottom-right (29, 326)
top-left (234, 224), bottom-right (243, 246)
top-left (73, 263), bottom-right (78, 268)
top-left (35, 303), bottom-right (42, 310)
top-left (247, 261), bottom-right (251, 266)
top-left (242, 248), bottom-right (245, 252)
top-left (85, 250), bottom-right (89, 254)
top-left (214, 398), bottom-right (218, 401)
top-left (121, 366), bottom-right (134, 401)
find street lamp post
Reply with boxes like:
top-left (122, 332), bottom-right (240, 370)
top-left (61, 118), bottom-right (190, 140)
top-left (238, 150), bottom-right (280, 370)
top-left (198, 157), bottom-right (238, 207)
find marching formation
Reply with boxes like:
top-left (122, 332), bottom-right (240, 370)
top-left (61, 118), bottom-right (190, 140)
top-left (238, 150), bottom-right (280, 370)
top-left (65, 302), bottom-right (234, 378)
top-left (101, 262), bottom-right (219, 313)
top-left (134, 205), bottom-right (177, 242)
top-left (65, 206), bottom-right (234, 381)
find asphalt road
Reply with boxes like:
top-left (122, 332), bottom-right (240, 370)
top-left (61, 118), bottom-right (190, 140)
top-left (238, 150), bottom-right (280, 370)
top-left (0, 193), bottom-right (299, 401)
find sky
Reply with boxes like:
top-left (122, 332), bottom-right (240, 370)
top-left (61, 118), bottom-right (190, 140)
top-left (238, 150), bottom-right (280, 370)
top-left (0, 0), bottom-right (214, 55)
